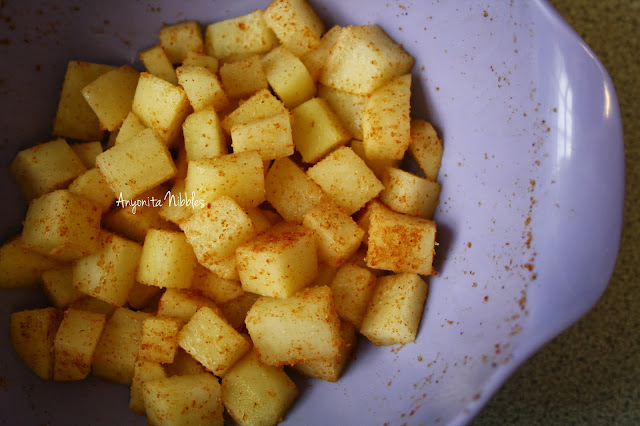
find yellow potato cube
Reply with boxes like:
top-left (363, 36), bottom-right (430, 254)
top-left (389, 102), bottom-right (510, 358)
top-left (10, 307), bottom-right (62, 380)
top-left (158, 179), bottom-right (195, 226)
top-left (329, 263), bottom-right (377, 329)
top-left (320, 25), bottom-right (414, 95)
top-left (349, 139), bottom-right (401, 178)
top-left (291, 97), bottom-right (351, 163)
top-left (317, 83), bottom-right (368, 140)
top-left (231, 112), bottom-right (294, 161)
top-left (365, 202), bottom-right (437, 275)
top-left (53, 309), bottom-right (106, 381)
top-left (379, 167), bottom-right (441, 219)
top-left (301, 26), bottom-right (342, 82)
top-left (114, 111), bottom-right (147, 145)
top-left (220, 55), bottom-right (268, 99)
top-left (67, 168), bottom-right (116, 212)
top-left (0, 236), bottom-right (63, 289)
top-left (183, 50), bottom-right (219, 72)
top-left (236, 222), bottom-right (318, 298)
top-left (360, 273), bottom-right (428, 345)
top-left (129, 359), bottom-right (167, 415)
top-left (263, 0), bottom-right (325, 56)
top-left (139, 44), bottom-right (178, 85)
top-left (222, 351), bottom-right (299, 425)
top-left (42, 265), bottom-right (84, 308)
top-left (96, 128), bottom-right (177, 200)
top-left (178, 306), bottom-right (251, 376)
top-left (261, 46), bottom-right (316, 109)
top-left (409, 118), bottom-right (444, 181)
top-left (191, 265), bottom-right (244, 304)
top-left (139, 316), bottom-right (183, 364)
top-left (53, 61), bottom-right (114, 141)
top-left (218, 292), bottom-right (261, 331)
top-left (221, 88), bottom-right (288, 133)
top-left (9, 137), bottom-right (87, 201)
top-left (164, 347), bottom-right (208, 377)
top-left (81, 65), bottom-right (140, 131)
top-left (245, 285), bottom-right (342, 365)
top-left (21, 189), bottom-right (102, 261)
top-left (204, 10), bottom-right (278, 60)
top-left (183, 107), bottom-right (228, 162)
top-left (177, 65), bottom-right (230, 112)
top-left (69, 141), bottom-right (103, 168)
top-left (157, 288), bottom-right (221, 323)
top-left (137, 229), bottom-right (197, 289)
top-left (159, 21), bottom-right (204, 64)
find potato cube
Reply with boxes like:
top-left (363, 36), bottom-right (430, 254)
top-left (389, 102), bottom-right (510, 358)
top-left (9, 138), bottom-right (87, 201)
top-left (70, 141), bottom-right (103, 169)
top-left (365, 202), bottom-right (437, 275)
top-left (261, 46), bottom-right (316, 109)
top-left (245, 286), bottom-right (342, 365)
top-left (329, 263), bottom-right (377, 329)
top-left (204, 10), bottom-right (278, 60)
top-left (177, 65), bottom-right (230, 112)
top-left (21, 189), bottom-right (102, 261)
top-left (379, 167), bottom-right (441, 219)
top-left (81, 65), bottom-right (140, 131)
top-left (320, 25), bottom-right (414, 95)
top-left (220, 55), bottom-right (268, 99)
top-left (132, 72), bottom-right (192, 147)
top-left (10, 307), bottom-right (62, 380)
top-left (307, 146), bottom-right (383, 215)
top-left (42, 265), bottom-right (84, 308)
top-left (53, 309), bottom-right (106, 381)
top-left (409, 118), bottom-right (443, 181)
top-left (362, 74), bottom-right (412, 160)
top-left (350, 139), bottom-right (400, 178)
top-left (127, 282), bottom-right (163, 311)
top-left (73, 231), bottom-right (143, 306)
top-left (231, 113), bottom-right (294, 161)
top-left (178, 306), bottom-right (251, 376)
top-left (92, 307), bottom-right (150, 385)
top-left (236, 222), bottom-right (318, 298)
top-left (183, 50), bottom-right (219, 72)
top-left (159, 21), bottom-right (204, 64)
top-left (157, 180), bottom-right (193, 225)
top-left (130, 359), bottom-right (167, 415)
top-left (263, 0), bottom-right (325, 56)
top-left (53, 61), bottom-right (114, 141)
top-left (317, 83), bottom-right (368, 140)
top-left (302, 202), bottom-right (364, 268)
top-left (142, 373), bottom-right (224, 426)
top-left (183, 108), bottom-right (228, 162)
top-left (139, 316), bottom-right (183, 364)
top-left (192, 266), bottom-right (244, 304)
top-left (164, 347), bottom-right (208, 376)
top-left (360, 273), bottom-right (428, 345)
top-left (0, 236), bottom-right (63, 289)
top-left (301, 26), bottom-right (342, 82)
top-left (185, 151), bottom-right (265, 211)
top-left (67, 168), bottom-right (116, 212)
top-left (291, 97), bottom-right (351, 163)
top-left (115, 111), bottom-right (147, 145)
top-left (245, 206), bottom-right (279, 234)
top-left (264, 157), bottom-right (327, 223)
top-left (218, 292), bottom-right (261, 331)
top-left (137, 229), bottom-right (197, 289)
top-left (222, 351), bottom-right (298, 425)
top-left (139, 44), bottom-right (178, 85)
top-left (96, 128), bottom-right (177, 200)
top-left (157, 288), bottom-right (221, 323)
top-left (221, 89), bottom-right (288, 134)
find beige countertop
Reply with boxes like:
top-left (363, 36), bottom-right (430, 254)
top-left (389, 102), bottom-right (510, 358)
top-left (473, 0), bottom-right (639, 424)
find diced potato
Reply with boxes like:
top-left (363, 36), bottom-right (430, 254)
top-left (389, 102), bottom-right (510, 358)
top-left (96, 128), bottom-right (177, 200)
top-left (261, 46), bottom-right (316, 109)
top-left (115, 111), bottom-right (147, 145)
top-left (362, 74), bottom-right (412, 160)
top-left (132, 72), bottom-right (192, 147)
top-left (70, 141), bottom-right (103, 168)
top-left (183, 50), bottom-right (219, 72)
top-left (204, 10), bottom-right (278, 60)
top-left (159, 21), bottom-right (204, 64)
top-left (183, 107), bottom-right (228, 162)
top-left (158, 180), bottom-right (194, 226)
top-left (137, 229), bottom-right (197, 289)
top-left (408, 118), bottom-right (443, 181)
top-left (68, 296), bottom-right (117, 317)
top-left (177, 65), bottom-right (230, 112)
top-left (92, 307), bottom-right (150, 385)
top-left (360, 273), bottom-right (428, 345)
top-left (231, 112), bottom-right (294, 161)
top-left (139, 44), bottom-right (178, 85)
top-left (53, 309), bottom-right (106, 381)
top-left (365, 202), bottom-right (437, 275)
top-left (157, 288), bottom-right (221, 323)
top-left (218, 292), bottom-right (261, 331)
top-left (302, 202), bottom-right (364, 268)
top-left (73, 231), bottom-right (143, 306)
top-left (246, 286), bottom-right (342, 365)
top-left (178, 306), bottom-right (251, 376)
top-left (301, 26), bottom-right (342, 82)
top-left (81, 65), bottom-right (140, 131)
top-left (379, 167), bottom-right (441, 219)
top-left (53, 61), bottom-right (114, 141)
top-left (320, 25), bottom-right (414, 95)
top-left (307, 146), bottom-right (383, 215)
top-left (291, 97), bottom-right (351, 163)
top-left (329, 263), bottom-right (377, 329)
top-left (236, 222), bottom-right (318, 298)
top-left (9, 138), bottom-right (87, 201)
top-left (41, 265), bottom-right (84, 308)
top-left (164, 347), bottom-right (208, 376)
top-left (221, 88), bottom-right (288, 133)
top-left (317, 84), bottom-right (368, 140)
top-left (191, 265), bottom-right (244, 305)
top-left (0, 236), bottom-right (63, 289)
top-left (139, 316), bottom-right (183, 364)
top-left (185, 151), bottom-right (265, 211)
top-left (9, 307), bottom-right (62, 380)
top-left (127, 282), bottom-right (163, 311)
top-left (222, 351), bottom-right (299, 425)
top-left (349, 139), bottom-right (400, 179)
top-left (67, 168), bottom-right (116, 212)
top-left (263, 0), bottom-right (325, 56)
top-left (142, 373), bottom-right (224, 426)
top-left (21, 189), bottom-right (102, 261)
top-left (220, 55), bottom-right (268, 99)
top-left (130, 359), bottom-right (167, 415)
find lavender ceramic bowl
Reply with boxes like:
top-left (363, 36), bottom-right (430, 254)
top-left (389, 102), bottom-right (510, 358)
top-left (0, 0), bottom-right (623, 425)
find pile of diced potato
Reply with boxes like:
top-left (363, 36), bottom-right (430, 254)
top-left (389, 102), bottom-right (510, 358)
top-left (0, 0), bottom-right (444, 424)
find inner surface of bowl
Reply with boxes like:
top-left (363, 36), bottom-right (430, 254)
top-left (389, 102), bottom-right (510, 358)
top-left (0, 0), bottom-right (623, 425)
